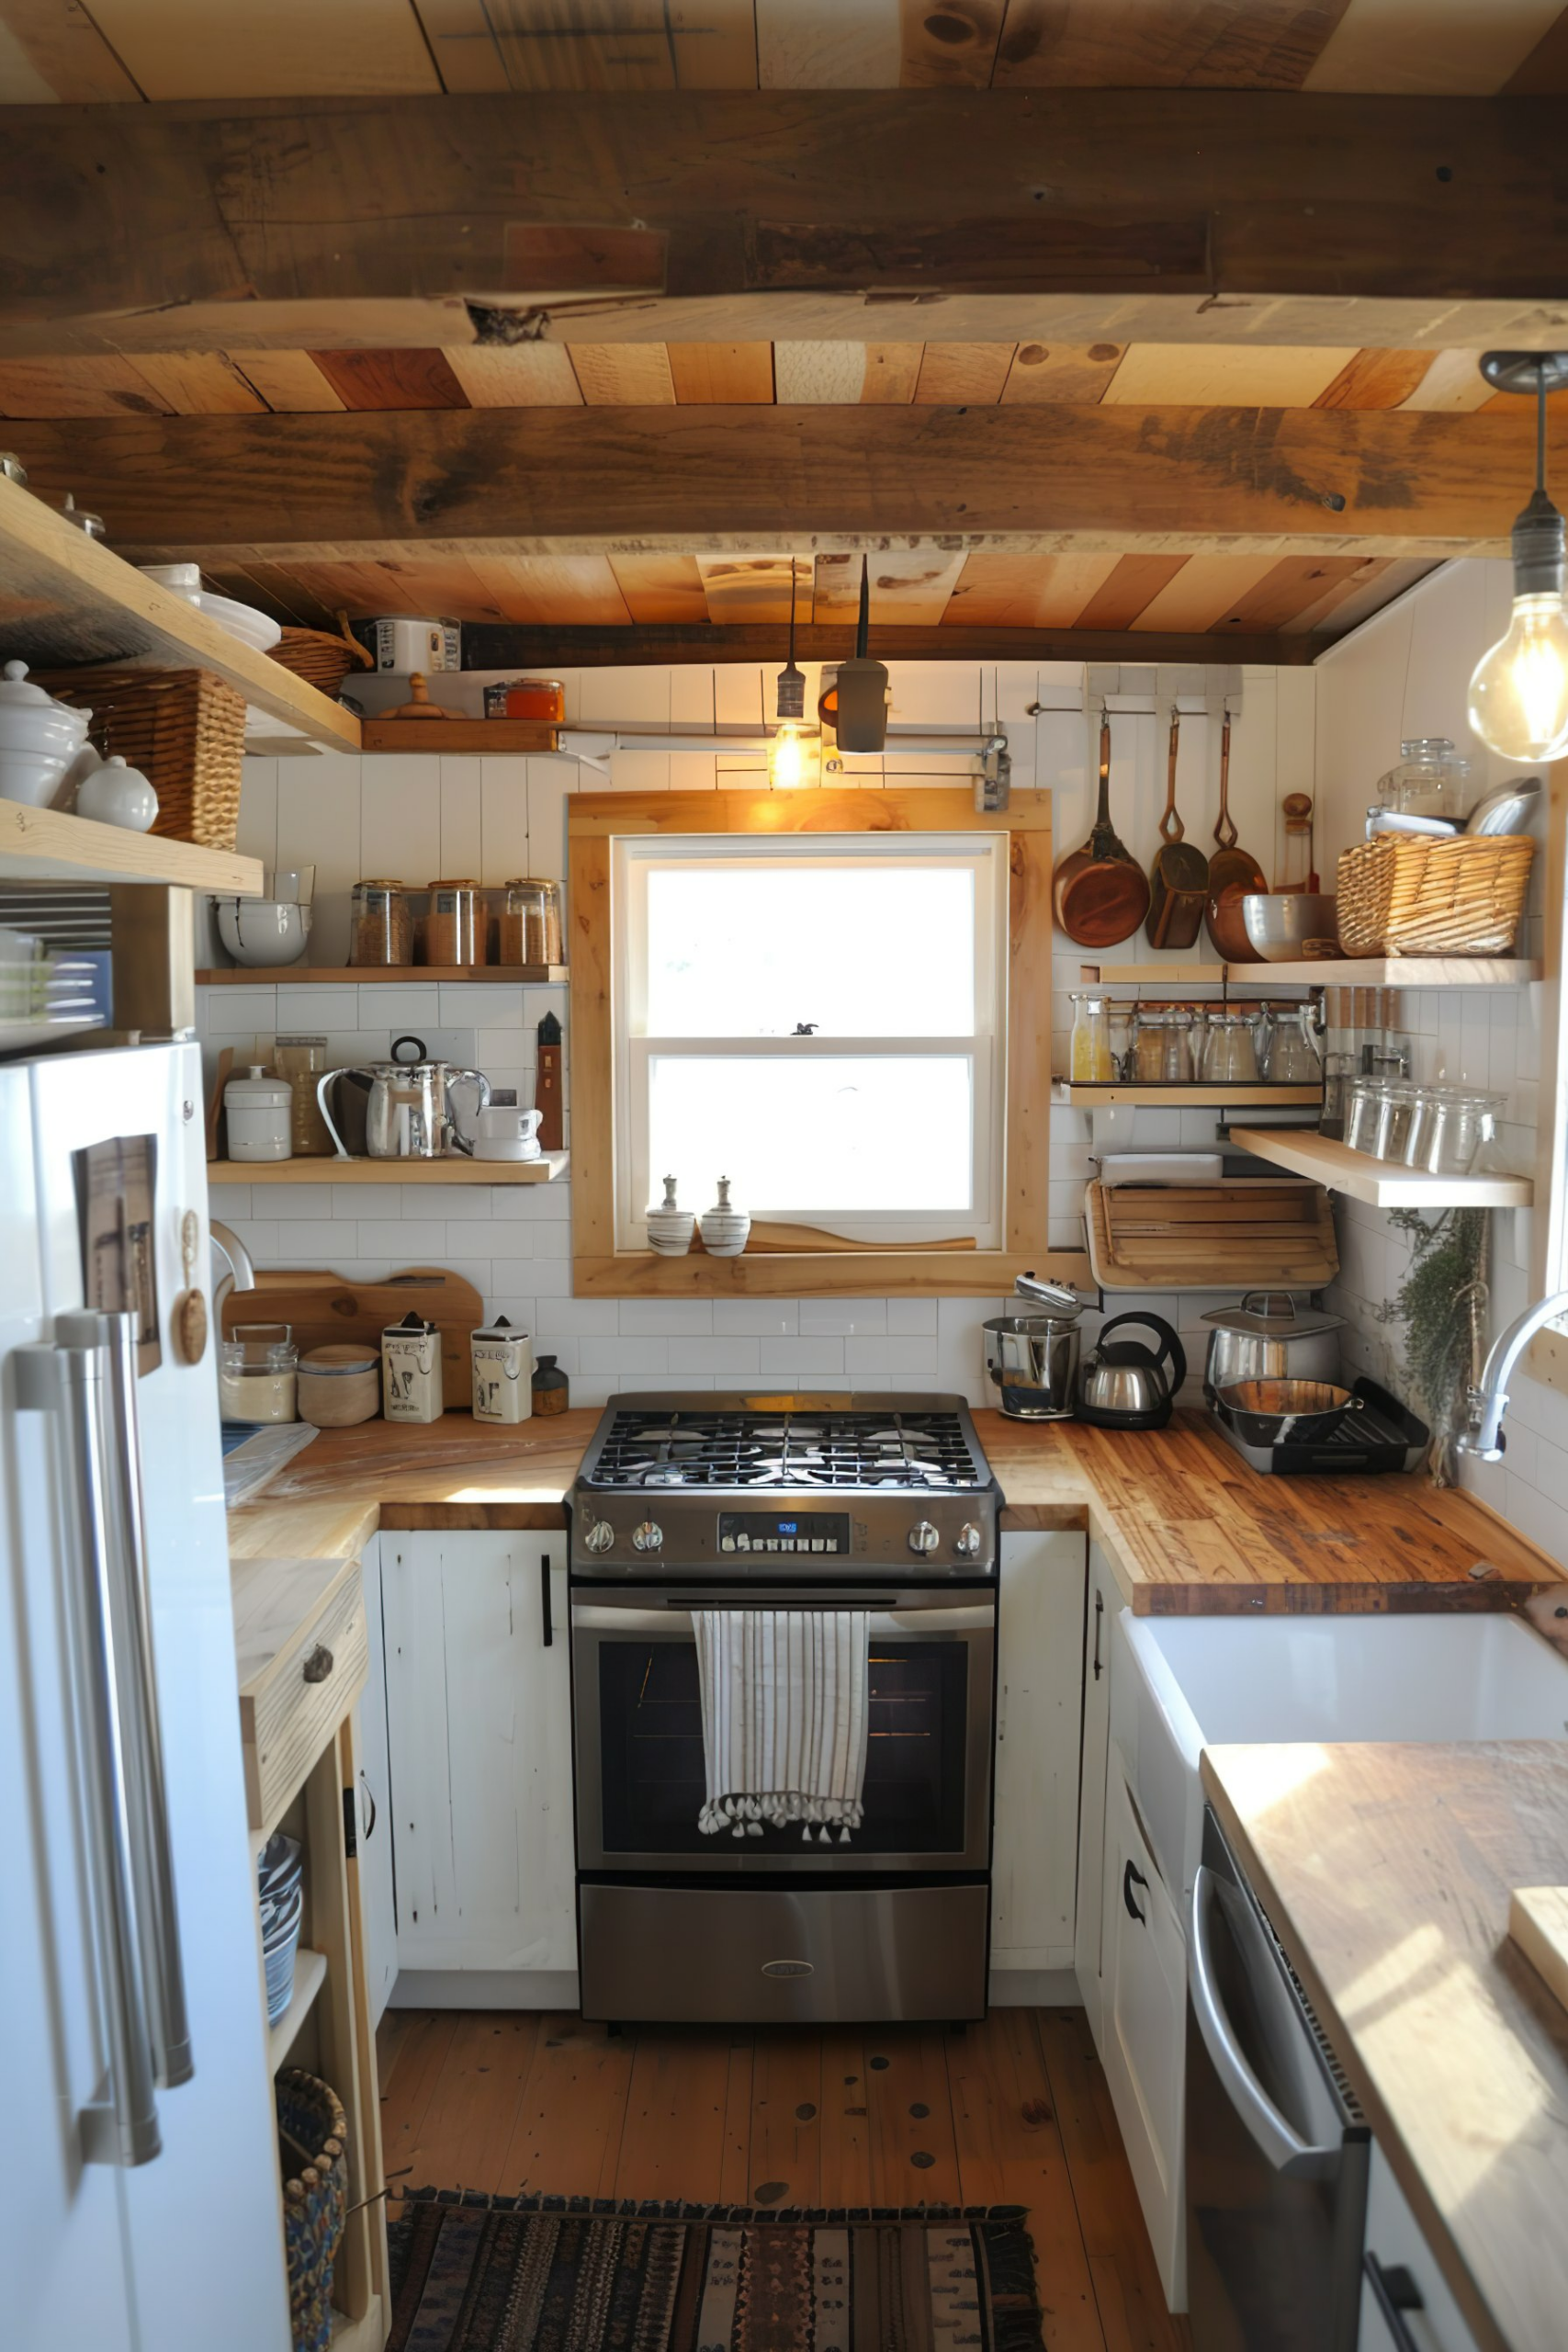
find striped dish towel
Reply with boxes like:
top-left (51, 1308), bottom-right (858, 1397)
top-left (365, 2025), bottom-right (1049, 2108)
top-left (693, 1609), bottom-right (871, 1842)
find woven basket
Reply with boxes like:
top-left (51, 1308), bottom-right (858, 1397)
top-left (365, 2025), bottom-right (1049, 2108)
top-left (276, 2069), bottom-right (349, 2352)
top-left (1336, 833), bottom-right (1536, 957)
top-left (272, 616), bottom-right (374, 699)
top-left (41, 666), bottom-right (245, 852)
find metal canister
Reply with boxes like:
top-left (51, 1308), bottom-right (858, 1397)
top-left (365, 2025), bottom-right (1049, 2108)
top-left (470, 1316), bottom-right (533, 1425)
top-left (381, 1311), bottom-right (445, 1423)
top-left (982, 1312), bottom-right (1083, 1420)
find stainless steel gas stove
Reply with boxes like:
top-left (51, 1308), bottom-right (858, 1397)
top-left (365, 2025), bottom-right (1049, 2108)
top-left (568, 1394), bottom-right (1000, 2027)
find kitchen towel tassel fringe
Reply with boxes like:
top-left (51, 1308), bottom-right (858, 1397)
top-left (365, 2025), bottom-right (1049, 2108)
top-left (693, 1609), bottom-right (871, 1841)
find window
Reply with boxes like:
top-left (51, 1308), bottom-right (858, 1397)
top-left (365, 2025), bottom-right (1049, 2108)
top-left (615, 834), bottom-right (1006, 1250)
top-left (568, 784), bottom-right (1070, 1297)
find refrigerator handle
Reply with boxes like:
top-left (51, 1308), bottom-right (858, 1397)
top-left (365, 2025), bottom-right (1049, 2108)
top-left (17, 1340), bottom-right (163, 2167)
top-left (96, 1309), bottom-right (195, 2088)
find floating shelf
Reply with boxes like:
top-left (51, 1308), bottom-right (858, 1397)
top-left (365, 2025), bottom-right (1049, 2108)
top-left (0, 473), bottom-right (359, 750)
top-left (1064, 1083), bottom-right (1323, 1109)
top-left (359, 718), bottom-right (560, 754)
top-left (196, 965), bottom-right (569, 987)
top-left (1224, 957), bottom-right (1540, 988)
top-left (209, 1154), bottom-right (568, 1186)
top-left (266, 1948), bottom-right (327, 2076)
top-left (1071, 962), bottom-right (1228, 986)
top-left (0, 797), bottom-right (265, 891)
top-left (1227, 1126), bottom-right (1533, 1208)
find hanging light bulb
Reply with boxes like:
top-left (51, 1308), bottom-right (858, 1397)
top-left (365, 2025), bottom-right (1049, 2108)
top-left (1469, 352), bottom-right (1568, 763)
top-left (769, 558), bottom-right (819, 786)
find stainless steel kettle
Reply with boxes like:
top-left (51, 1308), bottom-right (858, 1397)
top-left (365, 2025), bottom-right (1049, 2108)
top-left (317, 1033), bottom-right (491, 1160)
top-left (983, 1272), bottom-right (1085, 1420)
top-left (1077, 1313), bottom-right (1187, 1430)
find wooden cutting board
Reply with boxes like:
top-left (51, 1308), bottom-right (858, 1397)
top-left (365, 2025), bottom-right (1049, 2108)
top-left (1508, 1887), bottom-right (1568, 2012)
top-left (1085, 1178), bottom-right (1339, 1291)
top-left (220, 1266), bottom-right (484, 1411)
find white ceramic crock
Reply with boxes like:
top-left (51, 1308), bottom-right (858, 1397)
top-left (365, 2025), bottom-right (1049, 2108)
top-left (224, 1066), bottom-right (293, 1162)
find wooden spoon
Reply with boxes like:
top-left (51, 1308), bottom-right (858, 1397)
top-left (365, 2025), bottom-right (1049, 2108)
top-left (1054, 710), bottom-right (1151, 947)
top-left (1203, 713), bottom-right (1266, 962)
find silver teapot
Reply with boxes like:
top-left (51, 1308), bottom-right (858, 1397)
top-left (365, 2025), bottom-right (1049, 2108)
top-left (316, 1035), bottom-right (491, 1160)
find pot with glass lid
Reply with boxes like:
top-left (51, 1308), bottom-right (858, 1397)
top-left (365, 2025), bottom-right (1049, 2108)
top-left (1200, 1291), bottom-right (1344, 1397)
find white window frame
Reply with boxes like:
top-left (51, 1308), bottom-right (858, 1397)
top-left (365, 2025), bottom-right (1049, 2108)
top-left (611, 832), bottom-right (1008, 1252)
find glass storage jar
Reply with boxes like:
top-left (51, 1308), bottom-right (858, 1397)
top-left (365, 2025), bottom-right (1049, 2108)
top-left (498, 877), bottom-right (564, 969)
top-left (420, 878), bottom-right (483, 967)
top-left (1132, 1008), bottom-right (1194, 1083)
top-left (348, 879), bottom-right (412, 967)
top-left (1199, 1009), bottom-right (1260, 1085)
top-left (274, 1034), bottom-right (333, 1157)
top-left (219, 1325), bottom-right (299, 1424)
top-left (1068, 992), bottom-right (1115, 1082)
top-left (1261, 1004), bottom-right (1323, 1084)
top-left (1373, 737), bottom-right (1476, 822)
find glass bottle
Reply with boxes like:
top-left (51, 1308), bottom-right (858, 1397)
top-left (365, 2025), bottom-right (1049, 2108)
top-left (274, 1034), bottom-right (333, 1157)
top-left (1069, 992), bottom-right (1115, 1082)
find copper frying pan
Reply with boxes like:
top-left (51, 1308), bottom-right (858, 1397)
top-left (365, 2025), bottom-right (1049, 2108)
top-left (1204, 714), bottom-right (1266, 963)
top-left (1054, 710), bottom-right (1151, 948)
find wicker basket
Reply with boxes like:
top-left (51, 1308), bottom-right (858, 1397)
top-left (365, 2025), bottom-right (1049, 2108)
top-left (1336, 832), bottom-right (1536, 957)
top-left (271, 616), bottom-right (374, 700)
top-left (41, 666), bottom-right (245, 852)
top-left (276, 2069), bottom-right (349, 2352)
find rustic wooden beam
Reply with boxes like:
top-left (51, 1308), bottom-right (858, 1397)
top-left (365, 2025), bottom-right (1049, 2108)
top-left (0, 91), bottom-right (1566, 356)
top-left (457, 622), bottom-right (1315, 668)
top-left (4, 404), bottom-right (1544, 560)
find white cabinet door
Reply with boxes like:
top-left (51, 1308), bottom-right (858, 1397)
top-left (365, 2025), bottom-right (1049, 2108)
top-left (1100, 1765), bottom-right (1187, 2311)
top-left (355, 1537), bottom-right (399, 2025)
top-left (383, 1532), bottom-right (575, 1975)
top-left (989, 1530), bottom-right (1086, 1973)
top-left (1074, 1541), bottom-right (1115, 2038)
top-left (1361, 2141), bottom-right (1484, 2352)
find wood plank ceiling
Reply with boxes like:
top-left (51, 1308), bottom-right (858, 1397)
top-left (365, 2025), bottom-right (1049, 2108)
top-left (3, 0), bottom-right (1559, 651)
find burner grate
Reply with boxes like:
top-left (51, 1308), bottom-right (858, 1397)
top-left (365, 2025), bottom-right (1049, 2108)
top-left (587, 1406), bottom-right (984, 1493)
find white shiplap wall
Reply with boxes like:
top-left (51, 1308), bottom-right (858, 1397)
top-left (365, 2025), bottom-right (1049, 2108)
top-left (207, 655), bottom-right (1315, 1409)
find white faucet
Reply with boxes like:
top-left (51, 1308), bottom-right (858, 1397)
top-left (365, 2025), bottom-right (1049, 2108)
top-left (1460, 1288), bottom-right (1568, 1461)
top-left (209, 1218), bottom-right (256, 1323)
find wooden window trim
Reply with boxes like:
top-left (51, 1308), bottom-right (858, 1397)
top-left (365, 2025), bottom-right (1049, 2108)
top-left (1528, 756), bottom-right (1568, 1390)
top-left (568, 786), bottom-right (1091, 1297)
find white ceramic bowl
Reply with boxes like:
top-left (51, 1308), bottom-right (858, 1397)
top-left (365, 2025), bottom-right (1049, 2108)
top-left (138, 561), bottom-right (203, 605)
top-left (196, 591), bottom-right (283, 654)
top-left (0, 744), bottom-right (74, 808)
top-left (216, 899), bottom-right (312, 967)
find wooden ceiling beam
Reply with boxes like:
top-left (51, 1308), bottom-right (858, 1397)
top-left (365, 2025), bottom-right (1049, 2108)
top-left (2, 402), bottom-right (1547, 560)
top-left (1, 90), bottom-right (1567, 356)
top-left (457, 622), bottom-right (1317, 668)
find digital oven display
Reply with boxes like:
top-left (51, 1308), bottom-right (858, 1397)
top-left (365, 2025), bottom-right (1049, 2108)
top-left (717, 1510), bottom-right (852, 1557)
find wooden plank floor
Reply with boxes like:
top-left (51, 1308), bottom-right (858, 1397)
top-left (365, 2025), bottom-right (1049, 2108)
top-left (378, 2006), bottom-right (1191, 2351)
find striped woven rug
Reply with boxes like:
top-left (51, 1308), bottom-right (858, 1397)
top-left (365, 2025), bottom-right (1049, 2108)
top-left (388, 2192), bottom-right (1044, 2350)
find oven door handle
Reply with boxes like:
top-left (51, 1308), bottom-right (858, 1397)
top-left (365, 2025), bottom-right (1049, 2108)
top-left (570, 1599), bottom-right (996, 1634)
top-left (1190, 1865), bottom-right (1341, 2182)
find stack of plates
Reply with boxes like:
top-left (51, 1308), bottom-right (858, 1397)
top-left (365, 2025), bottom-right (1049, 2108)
top-left (258, 1832), bottom-right (304, 2025)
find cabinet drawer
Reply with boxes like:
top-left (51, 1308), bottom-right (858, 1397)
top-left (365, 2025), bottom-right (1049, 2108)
top-left (237, 1562), bottom-right (367, 1835)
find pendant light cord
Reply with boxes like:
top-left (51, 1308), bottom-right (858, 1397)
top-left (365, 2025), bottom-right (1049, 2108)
top-left (1539, 359), bottom-right (1550, 498)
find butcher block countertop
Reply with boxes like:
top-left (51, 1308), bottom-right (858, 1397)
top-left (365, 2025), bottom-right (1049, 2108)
top-left (227, 1406), bottom-right (1566, 1614)
top-left (1202, 1741), bottom-right (1568, 2352)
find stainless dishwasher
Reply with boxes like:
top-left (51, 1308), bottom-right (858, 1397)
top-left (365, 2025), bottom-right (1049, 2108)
top-left (1185, 1807), bottom-right (1371, 2351)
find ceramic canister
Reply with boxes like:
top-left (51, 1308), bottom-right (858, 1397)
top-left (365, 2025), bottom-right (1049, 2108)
top-left (699, 1176), bottom-right (750, 1257)
top-left (470, 1316), bottom-right (534, 1425)
top-left (381, 1312), bottom-right (445, 1423)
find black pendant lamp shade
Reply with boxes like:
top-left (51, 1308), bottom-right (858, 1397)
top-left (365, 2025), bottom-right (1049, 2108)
top-left (832, 557), bottom-right (890, 753)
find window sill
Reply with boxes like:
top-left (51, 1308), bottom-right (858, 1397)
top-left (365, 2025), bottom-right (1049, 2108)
top-left (573, 1248), bottom-right (1095, 1299)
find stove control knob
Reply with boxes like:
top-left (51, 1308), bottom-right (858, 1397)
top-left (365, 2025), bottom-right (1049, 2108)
top-left (632, 1518), bottom-right (664, 1554)
top-left (583, 1519), bottom-right (615, 1555)
top-left (908, 1520), bottom-right (941, 1556)
top-left (954, 1522), bottom-right (983, 1559)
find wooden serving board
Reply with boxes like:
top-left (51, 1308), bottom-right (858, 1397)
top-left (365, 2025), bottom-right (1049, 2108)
top-left (220, 1266), bottom-right (483, 1410)
top-left (1508, 1886), bottom-right (1568, 2013)
top-left (1085, 1178), bottom-right (1338, 1291)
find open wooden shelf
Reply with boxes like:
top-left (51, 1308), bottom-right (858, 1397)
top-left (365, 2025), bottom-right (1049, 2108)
top-left (1063, 1082), bottom-right (1322, 1108)
top-left (209, 1153), bottom-right (568, 1185)
top-left (0, 797), bottom-right (265, 890)
top-left (359, 717), bottom-right (561, 753)
top-left (197, 964), bottom-right (568, 986)
top-left (1071, 961), bottom-right (1228, 986)
top-left (1224, 957), bottom-right (1540, 987)
top-left (266, 1947), bottom-right (327, 2076)
top-left (1228, 1125), bottom-right (1534, 1208)
top-left (0, 473), bottom-right (360, 750)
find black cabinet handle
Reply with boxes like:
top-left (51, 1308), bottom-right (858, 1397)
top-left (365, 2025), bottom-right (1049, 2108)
top-left (302, 1642), bottom-right (334, 1684)
top-left (1364, 2255), bottom-right (1425, 2350)
top-left (1123, 1858), bottom-right (1148, 1924)
top-left (540, 1554), bottom-right (553, 1648)
top-left (1092, 1591), bottom-right (1104, 1680)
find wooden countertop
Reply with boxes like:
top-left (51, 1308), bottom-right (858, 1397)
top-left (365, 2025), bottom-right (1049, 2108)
top-left (227, 1407), bottom-right (1566, 1614)
top-left (1202, 1741), bottom-right (1568, 2352)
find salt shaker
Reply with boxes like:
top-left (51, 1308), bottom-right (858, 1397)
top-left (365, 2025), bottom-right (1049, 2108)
top-left (381, 1310), bottom-right (445, 1423)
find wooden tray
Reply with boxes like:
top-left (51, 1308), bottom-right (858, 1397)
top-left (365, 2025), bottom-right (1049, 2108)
top-left (1085, 1179), bottom-right (1339, 1292)
top-left (220, 1266), bottom-right (483, 1411)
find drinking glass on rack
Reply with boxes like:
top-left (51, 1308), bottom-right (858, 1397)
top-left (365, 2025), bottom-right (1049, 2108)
top-left (1262, 1005), bottom-right (1323, 1085)
top-left (1200, 1010), bottom-right (1259, 1085)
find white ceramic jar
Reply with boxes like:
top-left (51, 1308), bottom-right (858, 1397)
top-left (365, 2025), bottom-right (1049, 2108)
top-left (382, 1313), bottom-right (445, 1422)
top-left (647, 1174), bottom-right (695, 1255)
top-left (470, 1317), bottom-right (534, 1424)
top-left (0, 659), bottom-right (91, 808)
top-left (699, 1176), bottom-right (750, 1257)
top-left (224, 1066), bottom-right (292, 1161)
top-left (73, 751), bottom-right (158, 832)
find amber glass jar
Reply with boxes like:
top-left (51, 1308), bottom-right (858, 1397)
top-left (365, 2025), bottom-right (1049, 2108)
top-left (348, 879), bottom-right (412, 967)
top-left (420, 879), bottom-right (483, 967)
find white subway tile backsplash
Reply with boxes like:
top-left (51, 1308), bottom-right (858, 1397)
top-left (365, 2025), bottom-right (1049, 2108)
top-left (886, 1299), bottom-right (939, 1336)
top-left (356, 1219), bottom-right (449, 1257)
top-left (800, 1298), bottom-right (887, 1336)
top-left (760, 1337), bottom-right (845, 1378)
top-left (669, 1335), bottom-right (761, 1376)
top-left (581, 1336), bottom-right (668, 1374)
top-left (712, 1299), bottom-right (800, 1336)
top-left (619, 1299), bottom-right (713, 1334)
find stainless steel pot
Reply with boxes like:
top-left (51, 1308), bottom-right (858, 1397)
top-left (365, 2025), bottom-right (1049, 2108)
top-left (1200, 1291), bottom-right (1343, 1397)
top-left (1213, 1378), bottom-right (1363, 1448)
top-left (983, 1313), bottom-right (1082, 1421)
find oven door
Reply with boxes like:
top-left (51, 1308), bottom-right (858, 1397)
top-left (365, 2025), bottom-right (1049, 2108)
top-left (571, 1584), bottom-right (995, 1874)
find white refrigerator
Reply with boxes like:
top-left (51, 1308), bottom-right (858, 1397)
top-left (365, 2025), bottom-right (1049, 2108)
top-left (0, 1042), bottom-right (288, 2352)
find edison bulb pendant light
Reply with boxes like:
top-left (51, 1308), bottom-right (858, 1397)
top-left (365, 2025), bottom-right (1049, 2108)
top-left (769, 559), bottom-right (818, 786)
top-left (1468, 353), bottom-right (1568, 763)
